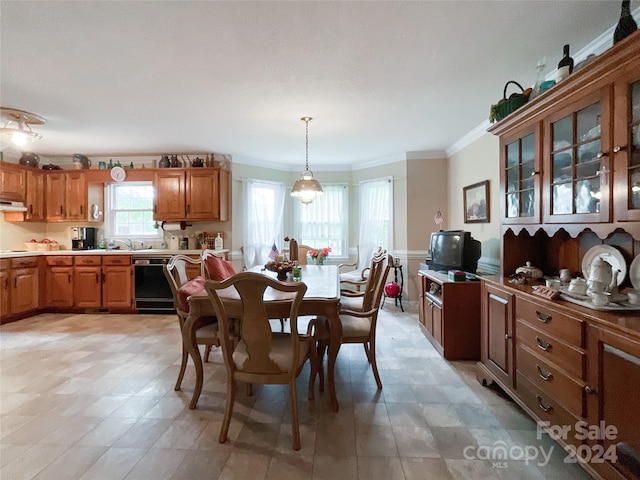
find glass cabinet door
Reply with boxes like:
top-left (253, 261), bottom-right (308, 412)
top-left (613, 71), bottom-right (640, 222)
top-left (501, 124), bottom-right (541, 224)
top-left (544, 89), bottom-right (611, 223)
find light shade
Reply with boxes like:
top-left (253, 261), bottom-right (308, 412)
top-left (291, 116), bottom-right (323, 204)
top-left (0, 107), bottom-right (45, 149)
top-left (291, 169), bottom-right (323, 204)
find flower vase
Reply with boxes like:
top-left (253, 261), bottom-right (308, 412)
top-left (317, 256), bottom-right (325, 265)
top-left (277, 270), bottom-right (288, 281)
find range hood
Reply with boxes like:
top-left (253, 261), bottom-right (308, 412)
top-left (0, 200), bottom-right (27, 212)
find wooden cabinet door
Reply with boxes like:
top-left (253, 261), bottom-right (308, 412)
top-left (102, 265), bottom-right (132, 308)
top-left (586, 326), bottom-right (640, 480)
top-left (154, 171), bottom-right (186, 220)
top-left (613, 67), bottom-right (640, 222)
top-left (186, 170), bottom-right (220, 220)
top-left (74, 266), bottom-right (102, 307)
top-left (501, 124), bottom-right (542, 224)
top-left (25, 169), bottom-right (45, 221)
top-left (0, 270), bottom-right (10, 317)
top-left (431, 300), bottom-right (443, 345)
top-left (47, 267), bottom-right (74, 307)
top-left (65, 172), bottom-right (87, 221)
top-left (418, 275), bottom-right (428, 331)
top-left (11, 268), bottom-right (39, 313)
top-left (481, 282), bottom-right (515, 390)
top-left (45, 172), bottom-right (66, 221)
top-left (0, 162), bottom-right (26, 202)
top-left (543, 88), bottom-right (612, 224)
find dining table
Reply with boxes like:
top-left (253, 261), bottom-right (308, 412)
top-left (182, 264), bottom-right (342, 411)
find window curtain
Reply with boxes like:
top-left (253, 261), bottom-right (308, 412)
top-left (243, 179), bottom-right (285, 269)
top-left (358, 177), bottom-right (392, 256)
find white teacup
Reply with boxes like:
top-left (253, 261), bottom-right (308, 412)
top-left (545, 278), bottom-right (561, 289)
top-left (589, 291), bottom-right (610, 307)
top-left (568, 278), bottom-right (587, 296)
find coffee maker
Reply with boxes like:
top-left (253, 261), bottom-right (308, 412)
top-left (71, 227), bottom-right (97, 250)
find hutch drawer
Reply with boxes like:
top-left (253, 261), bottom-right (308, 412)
top-left (516, 297), bottom-right (585, 348)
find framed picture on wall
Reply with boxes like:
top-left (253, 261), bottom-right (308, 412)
top-left (463, 180), bottom-right (490, 223)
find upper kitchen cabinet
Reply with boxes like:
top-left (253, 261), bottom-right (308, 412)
top-left (45, 171), bottom-right (88, 222)
top-left (0, 161), bottom-right (26, 203)
top-left (613, 68), bottom-right (640, 222)
top-left (154, 168), bottom-right (228, 222)
top-left (1, 166), bottom-right (44, 222)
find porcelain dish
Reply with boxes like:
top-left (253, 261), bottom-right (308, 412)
top-left (581, 245), bottom-right (626, 286)
top-left (630, 254), bottom-right (640, 291)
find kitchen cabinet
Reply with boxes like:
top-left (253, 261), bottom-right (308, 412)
top-left (102, 256), bottom-right (132, 308)
top-left (45, 172), bottom-right (88, 222)
top-left (25, 169), bottom-right (45, 221)
top-left (0, 257), bottom-right (40, 322)
top-left (0, 161), bottom-right (26, 203)
top-left (154, 168), bottom-right (229, 221)
top-left (74, 256), bottom-right (102, 308)
top-left (418, 270), bottom-right (481, 360)
top-left (46, 256), bottom-right (74, 307)
top-left (477, 280), bottom-right (515, 392)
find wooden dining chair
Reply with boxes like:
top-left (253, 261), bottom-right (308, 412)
top-left (204, 272), bottom-right (320, 450)
top-left (318, 251), bottom-right (391, 390)
top-left (339, 244), bottom-right (382, 291)
top-left (297, 245), bottom-right (313, 265)
top-left (339, 247), bottom-right (385, 312)
top-left (164, 255), bottom-right (220, 391)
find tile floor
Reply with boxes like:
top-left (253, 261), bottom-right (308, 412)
top-left (0, 307), bottom-right (592, 480)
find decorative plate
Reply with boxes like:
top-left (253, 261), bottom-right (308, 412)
top-left (581, 245), bottom-right (626, 286)
top-left (110, 166), bottom-right (126, 182)
top-left (630, 254), bottom-right (640, 290)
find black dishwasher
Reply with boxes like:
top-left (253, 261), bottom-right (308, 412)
top-left (133, 257), bottom-right (175, 313)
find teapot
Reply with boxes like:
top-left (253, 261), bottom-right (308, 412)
top-left (585, 257), bottom-right (618, 293)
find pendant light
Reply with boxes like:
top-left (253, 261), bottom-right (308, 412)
top-left (291, 116), bottom-right (323, 204)
top-left (0, 107), bottom-right (45, 148)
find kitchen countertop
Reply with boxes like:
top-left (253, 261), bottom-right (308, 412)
top-left (0, 249), bottom-right (228, 259)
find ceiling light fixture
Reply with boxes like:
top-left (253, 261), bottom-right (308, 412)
top-left (0, 107), bottom-right (45, 149)
top-left (291, 116), bottom-right (323, 204)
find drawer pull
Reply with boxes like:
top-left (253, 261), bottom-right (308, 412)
top-left (536, 311), bottom-right (551, 323)
top-left (536, 395), bottom-right (553, 412)
top-left (535, 336), bottom-right (552, 351)
top-left (584, 386), bottom-right (598, 395)
top-left (536, 364), bottom-right (553, 381)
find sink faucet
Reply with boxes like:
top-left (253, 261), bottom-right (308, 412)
top-left (111, 238), bottom-right (133, 251)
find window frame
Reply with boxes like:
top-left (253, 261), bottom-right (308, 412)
top-left (104, 181), bottom-right (162, 241)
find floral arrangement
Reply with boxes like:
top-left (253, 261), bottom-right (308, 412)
top-left (308, 247), bottom-right (332, 264)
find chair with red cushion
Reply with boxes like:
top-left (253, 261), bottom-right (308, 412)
top-left (201, 249), bottom-right (236, 280)
top-left (164, 255), bottom-right (220, 391)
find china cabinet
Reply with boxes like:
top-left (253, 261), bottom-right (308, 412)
top-left (480, 33), bottom-right (640, 480)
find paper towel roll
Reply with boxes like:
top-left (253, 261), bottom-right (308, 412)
top-left (162, 222), bottom-right (183, 231)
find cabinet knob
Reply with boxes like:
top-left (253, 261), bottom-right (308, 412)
top-left (584, 386), bottom-right (597, 394)
top-left (504, 334), bottom-right (512, 340)
top-left (596, 151), bottom-right (605, 158)
top-left (613, 145), bottom-right (625, 153)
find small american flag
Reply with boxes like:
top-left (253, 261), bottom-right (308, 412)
top-left (268, 242), bottom-right (279, 261)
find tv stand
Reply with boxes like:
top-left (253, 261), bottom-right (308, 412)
top-left (418, 269), bottom-right (481, 360)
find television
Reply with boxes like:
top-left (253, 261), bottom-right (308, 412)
top-left (426, 230), bottom-right (481, 274)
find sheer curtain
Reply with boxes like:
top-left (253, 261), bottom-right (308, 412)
top-left (359, 177), bottom-right (392, 256)
top-left (243, 179), bottom-right (285, 269)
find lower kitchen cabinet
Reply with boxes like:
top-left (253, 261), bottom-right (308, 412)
top-left (0, 257), bottom-right (40, 322)
top-left (46, 256), bottom-right (74, 308)
top-left (102, 256), bottom-right (132, 308)
top-left (74, 256), bottom-right (102, 308)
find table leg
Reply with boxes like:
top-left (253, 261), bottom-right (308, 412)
top-left (326, 304), bottom-right (342, 412)
top-left (183, 303), bottom-right (205, 410)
